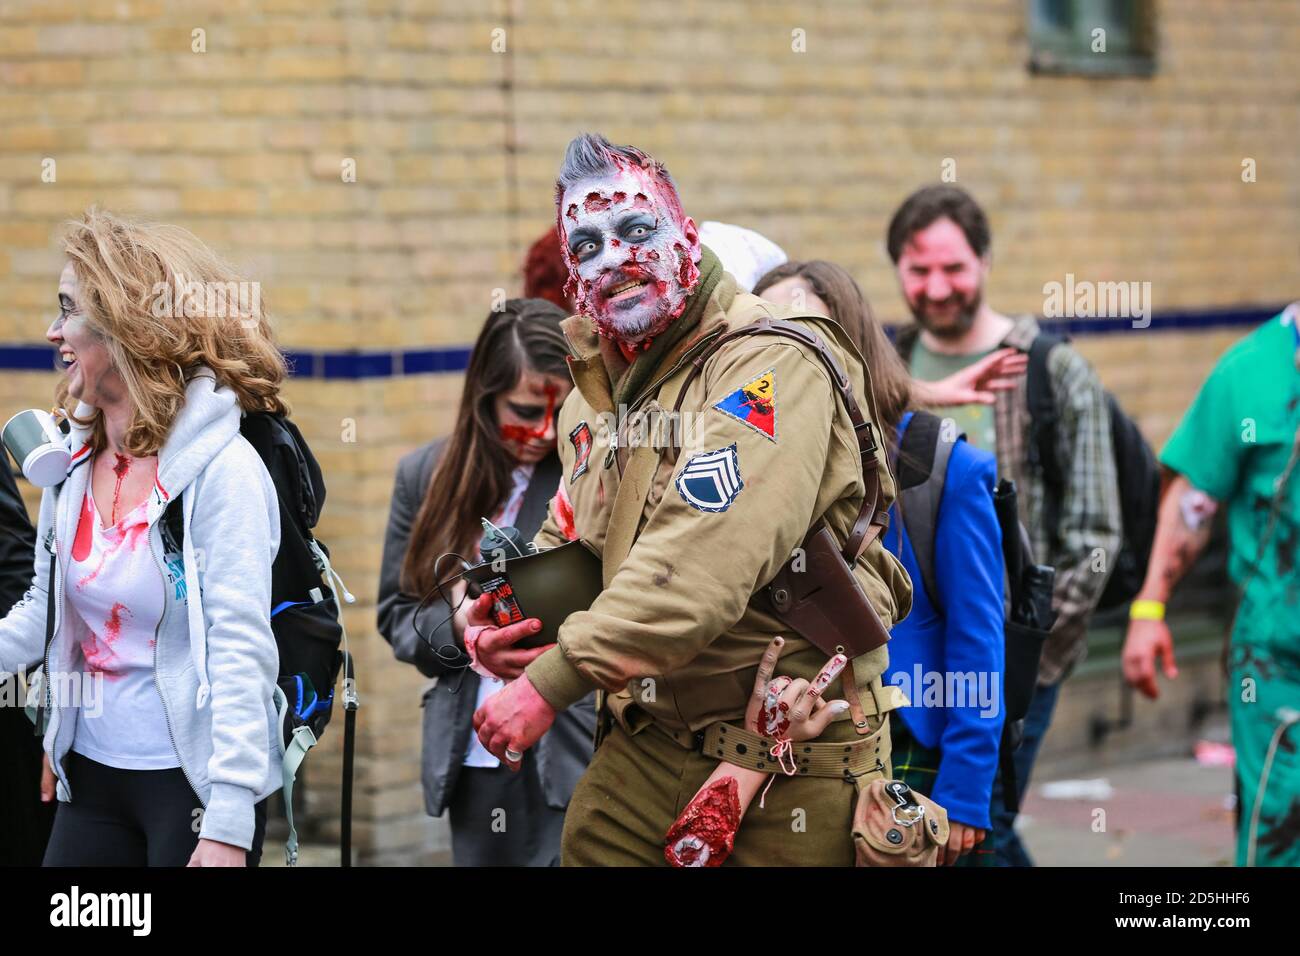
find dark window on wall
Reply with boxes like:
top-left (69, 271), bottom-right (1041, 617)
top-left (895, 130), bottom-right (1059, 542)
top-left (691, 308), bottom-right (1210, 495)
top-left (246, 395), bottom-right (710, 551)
top-left (1028, 0), bottom-right (1156, 77)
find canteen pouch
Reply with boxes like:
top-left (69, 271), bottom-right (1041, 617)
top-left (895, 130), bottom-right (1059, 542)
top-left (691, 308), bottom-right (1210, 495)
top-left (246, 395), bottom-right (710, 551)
top-left (852, 779), bottom-right (949, 867)
top-left (760, 523), bottom-right (891, 659)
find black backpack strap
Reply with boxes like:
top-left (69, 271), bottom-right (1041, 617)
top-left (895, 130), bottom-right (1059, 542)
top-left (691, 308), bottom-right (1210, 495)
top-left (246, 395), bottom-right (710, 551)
top-left (1025, 333), bottom-right (1067, 542)
top-left (896, 411), bottom-right (960, 617)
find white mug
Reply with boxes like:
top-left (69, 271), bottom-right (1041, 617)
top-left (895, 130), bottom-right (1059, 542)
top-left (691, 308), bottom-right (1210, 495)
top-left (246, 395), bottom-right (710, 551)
top-left (2, 409), bottom-right (72, 487)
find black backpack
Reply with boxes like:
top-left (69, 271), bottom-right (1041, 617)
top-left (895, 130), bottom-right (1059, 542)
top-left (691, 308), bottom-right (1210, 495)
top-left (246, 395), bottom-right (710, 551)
top-left (895, 324), bottom-right (1160, 612)
top-left (162, 411), bottom-right (358, 866)
top-left (895, 410), bottom-right (1053, 813)
top-left (1026, 333), bottom-right (1160, 611)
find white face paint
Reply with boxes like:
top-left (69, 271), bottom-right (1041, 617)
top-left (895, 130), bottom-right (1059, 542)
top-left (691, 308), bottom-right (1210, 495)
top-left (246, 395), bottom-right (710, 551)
top-left (558, 165), bottom-right (701, 345)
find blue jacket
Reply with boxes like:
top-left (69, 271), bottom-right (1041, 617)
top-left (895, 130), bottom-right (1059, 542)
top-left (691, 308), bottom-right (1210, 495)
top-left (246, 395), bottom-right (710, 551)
top-left (884, 412), bottom-right (1005, 829)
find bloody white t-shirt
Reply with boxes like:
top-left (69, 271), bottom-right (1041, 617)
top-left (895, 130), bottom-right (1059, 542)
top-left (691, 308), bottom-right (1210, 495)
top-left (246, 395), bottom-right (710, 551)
top-left (67, 487), bottom-right (178, 770)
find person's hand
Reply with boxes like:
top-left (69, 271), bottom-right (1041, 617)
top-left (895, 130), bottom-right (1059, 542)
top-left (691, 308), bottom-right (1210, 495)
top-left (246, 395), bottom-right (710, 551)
top-left (939, 822), bottom-right (985, 865)
top-left (40, 753), bottom-right (55, 802)
top-left (462, 593), bottom-right (554, 681)
top-left (913, 348), bottom-right (1027, 406)
top-left (745, 636), bottom-right (849, 742)
top-left (1122, 618), bottom-right (1178, 700)
top-left (187, 838), bottom-right (248, 867)
top-left (472, 674), bottom-right (557, 770)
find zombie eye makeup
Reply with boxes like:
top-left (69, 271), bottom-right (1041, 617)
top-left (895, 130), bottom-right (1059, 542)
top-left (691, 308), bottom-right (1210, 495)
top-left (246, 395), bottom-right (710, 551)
top-left (507, 402), bottom-right (545, 420)
top-left (618, 214), bottom-right (656, 243)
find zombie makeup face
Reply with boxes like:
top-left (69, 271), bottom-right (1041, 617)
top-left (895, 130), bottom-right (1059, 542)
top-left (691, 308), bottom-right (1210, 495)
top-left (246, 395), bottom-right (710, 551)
top-left (47, 261), bottom-right (126, 409)
top-left (494, 368), bottom-right (572, 466)
top-left (559, 167), bottom-right (702, 345)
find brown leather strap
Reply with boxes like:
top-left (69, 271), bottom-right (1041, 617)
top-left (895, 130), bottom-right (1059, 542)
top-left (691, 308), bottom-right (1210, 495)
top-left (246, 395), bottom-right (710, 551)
top-left (671, 316), bottom-right (887, 564)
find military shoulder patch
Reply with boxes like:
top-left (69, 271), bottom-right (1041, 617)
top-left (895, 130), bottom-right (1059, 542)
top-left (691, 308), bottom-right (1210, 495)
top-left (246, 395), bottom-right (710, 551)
top-left (675, 443), bottom-right (744, 513)
top-left (569, 420), bottom-right (593, 483)
top-left (713, 368), bottom-right (776, 442)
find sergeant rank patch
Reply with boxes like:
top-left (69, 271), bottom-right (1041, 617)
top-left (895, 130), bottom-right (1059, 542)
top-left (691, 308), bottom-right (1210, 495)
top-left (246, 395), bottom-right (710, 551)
top-left (569, 420), bottom-right (593, 483)
top-left (675, 443), bottom-right (744, 513)
top-left (713, 368), bottom-right (776, 441)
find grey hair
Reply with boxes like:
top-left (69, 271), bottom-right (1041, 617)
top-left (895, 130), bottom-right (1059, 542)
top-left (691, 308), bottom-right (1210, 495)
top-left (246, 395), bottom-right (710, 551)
top-left (553, 133), bottom-right (680, 209)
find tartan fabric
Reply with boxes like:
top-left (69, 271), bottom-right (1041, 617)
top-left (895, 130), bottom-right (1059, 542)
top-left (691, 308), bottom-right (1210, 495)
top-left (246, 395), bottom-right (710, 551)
top-left (994, 316), bottom-right (1123, 686)
top-left (889, 716), bottom-right (996, 867)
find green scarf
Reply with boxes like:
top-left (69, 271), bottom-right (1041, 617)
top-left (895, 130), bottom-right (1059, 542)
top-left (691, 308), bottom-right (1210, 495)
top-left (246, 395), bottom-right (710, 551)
top-left (612, 245), bottom-right (724, 408)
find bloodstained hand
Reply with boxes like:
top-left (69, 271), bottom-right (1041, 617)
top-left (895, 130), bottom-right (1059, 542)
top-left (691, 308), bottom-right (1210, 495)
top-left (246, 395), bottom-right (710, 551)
top-left (471, 673), bottom-right (556, 770)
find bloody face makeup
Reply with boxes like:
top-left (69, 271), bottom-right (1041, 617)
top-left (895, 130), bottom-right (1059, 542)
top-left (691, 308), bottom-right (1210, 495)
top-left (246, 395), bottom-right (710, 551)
top-left (494, 369), bottom-right (572, 465)
top-left (558, 164), bottom-right (701, 346)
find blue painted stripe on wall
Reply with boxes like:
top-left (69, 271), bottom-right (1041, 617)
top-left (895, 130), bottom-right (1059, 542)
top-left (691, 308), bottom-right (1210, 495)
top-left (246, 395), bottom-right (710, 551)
top-left (0, 303), bottom-right (1284, 379)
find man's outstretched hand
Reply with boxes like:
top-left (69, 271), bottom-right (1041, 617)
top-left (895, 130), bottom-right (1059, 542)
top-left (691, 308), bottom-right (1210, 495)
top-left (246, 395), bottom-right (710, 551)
top-left (472, 673), bottom-right (557, 770)
top-left (462, 592), bottom-right (554, 681)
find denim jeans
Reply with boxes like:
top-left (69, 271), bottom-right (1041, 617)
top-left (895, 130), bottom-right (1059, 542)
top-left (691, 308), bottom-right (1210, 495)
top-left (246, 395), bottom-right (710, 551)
top-left (988, 679), bottom-right (1062, 867)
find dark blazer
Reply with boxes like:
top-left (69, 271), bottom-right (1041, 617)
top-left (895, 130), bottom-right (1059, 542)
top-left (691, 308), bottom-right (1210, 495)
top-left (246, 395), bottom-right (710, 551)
top-left (377, 439), bottom-right (596, 817)
top-left (0, 458), bottom-right (54, 865)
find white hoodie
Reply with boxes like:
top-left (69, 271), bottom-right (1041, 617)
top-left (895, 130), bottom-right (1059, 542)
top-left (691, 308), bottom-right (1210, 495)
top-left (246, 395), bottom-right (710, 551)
top-left (0, 369), bottom-right (282, 851)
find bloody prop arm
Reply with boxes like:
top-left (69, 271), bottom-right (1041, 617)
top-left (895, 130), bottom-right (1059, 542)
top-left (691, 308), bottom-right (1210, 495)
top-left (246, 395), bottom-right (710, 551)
top-left (663, 645), bottom-right (847, 867)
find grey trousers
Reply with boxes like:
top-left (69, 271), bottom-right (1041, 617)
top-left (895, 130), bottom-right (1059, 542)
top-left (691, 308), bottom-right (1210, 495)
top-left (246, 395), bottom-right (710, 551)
top-left (447, 752), bottom-right (565, 867)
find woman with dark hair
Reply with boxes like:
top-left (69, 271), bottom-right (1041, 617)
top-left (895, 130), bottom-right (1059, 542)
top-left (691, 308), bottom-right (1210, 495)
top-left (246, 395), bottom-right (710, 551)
top-left (377, 297), bottom-right (595, 866)
top-left (756, 261), bottom-right (1006, 866)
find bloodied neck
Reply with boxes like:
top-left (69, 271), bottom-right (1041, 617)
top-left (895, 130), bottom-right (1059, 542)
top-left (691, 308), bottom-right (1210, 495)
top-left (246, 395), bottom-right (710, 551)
top-left (558, 157), bottom-right (702, 347)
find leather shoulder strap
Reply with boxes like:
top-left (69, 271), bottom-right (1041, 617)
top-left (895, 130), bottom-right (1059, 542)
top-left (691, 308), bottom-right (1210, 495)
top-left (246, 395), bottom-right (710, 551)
top-left (672, 316), bottom-right (887, 564)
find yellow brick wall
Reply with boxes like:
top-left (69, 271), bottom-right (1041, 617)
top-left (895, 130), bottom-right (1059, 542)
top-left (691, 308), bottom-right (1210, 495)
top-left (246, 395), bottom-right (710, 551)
top-left (1, 0), bottom-right (1297, 863)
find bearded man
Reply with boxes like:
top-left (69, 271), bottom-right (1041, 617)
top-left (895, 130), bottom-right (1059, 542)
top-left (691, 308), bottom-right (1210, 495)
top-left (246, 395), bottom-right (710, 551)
top-left (467, 133), bottom-right (913, 865)
top-left (890, 184), bottom-right (1122, 866)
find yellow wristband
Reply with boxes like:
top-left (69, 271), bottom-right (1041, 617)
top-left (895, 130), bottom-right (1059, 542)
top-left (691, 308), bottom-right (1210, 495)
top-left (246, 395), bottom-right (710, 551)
top-left (1129, 600), bottom-right (1166, 622)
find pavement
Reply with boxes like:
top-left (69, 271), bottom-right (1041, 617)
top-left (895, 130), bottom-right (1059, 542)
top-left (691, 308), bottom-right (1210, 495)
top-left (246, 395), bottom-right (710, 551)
top-left (1016, 754), bottom-right (1237, 867)
top-left (271, 753), bottom-right (1242, 868)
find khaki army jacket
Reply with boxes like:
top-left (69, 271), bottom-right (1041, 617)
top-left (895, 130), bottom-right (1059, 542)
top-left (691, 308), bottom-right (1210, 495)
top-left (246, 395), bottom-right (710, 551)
top-left (525, 266), bottom-right (913, 734)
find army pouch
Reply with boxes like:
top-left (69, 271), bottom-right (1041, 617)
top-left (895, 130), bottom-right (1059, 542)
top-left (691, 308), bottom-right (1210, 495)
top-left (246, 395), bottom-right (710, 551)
top-left (852, 779), bottom-right (949, 867)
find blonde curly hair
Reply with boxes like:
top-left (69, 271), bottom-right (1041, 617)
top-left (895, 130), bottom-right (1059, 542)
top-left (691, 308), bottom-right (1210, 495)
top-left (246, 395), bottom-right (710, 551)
top-left (57, 207), bottom-right (288, 456)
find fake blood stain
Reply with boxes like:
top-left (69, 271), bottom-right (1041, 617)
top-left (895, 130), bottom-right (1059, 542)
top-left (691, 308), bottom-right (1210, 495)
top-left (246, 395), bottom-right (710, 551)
top-left (83, 601), bottom-right (129, 678)
top-left (664, 775), bottom-right (742, 867)
top-left (110, 454), bottom-right (130, 525)
top-left (72, 492), bottom-right (94, 562)
top-left (583, 191), bottom-right (612, 213)
top-left (498, 382), bottom-right (559, 445)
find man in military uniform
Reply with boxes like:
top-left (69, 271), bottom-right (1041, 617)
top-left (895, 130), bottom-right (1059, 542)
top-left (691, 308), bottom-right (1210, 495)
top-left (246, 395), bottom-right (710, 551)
top-left (471, 133), bottom-right (912, 865)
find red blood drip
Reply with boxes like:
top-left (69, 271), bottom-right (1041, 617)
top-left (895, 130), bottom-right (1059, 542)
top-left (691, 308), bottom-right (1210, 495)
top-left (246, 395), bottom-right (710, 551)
top-left (664, 776), bottom-right (742, 867)
top-left (553, 485), bottom-right (578, 542)
top-left (498, 382), bottom-right (559, 444)
top-left (583, 191), bottom-right (611, 213)
top-left (72, 492), bottom-right (94, 562)
top-left (110, 454), bottom-right (130, 525)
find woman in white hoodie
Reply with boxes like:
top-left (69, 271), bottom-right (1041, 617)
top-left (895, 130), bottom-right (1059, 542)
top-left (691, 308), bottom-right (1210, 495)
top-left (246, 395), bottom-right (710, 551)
top-left (0, 208), bottom-right (283, 867)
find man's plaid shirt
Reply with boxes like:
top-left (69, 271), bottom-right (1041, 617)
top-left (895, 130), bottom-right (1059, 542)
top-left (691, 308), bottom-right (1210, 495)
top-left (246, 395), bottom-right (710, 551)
top-left (993, 316), bottom-right (1122, 685)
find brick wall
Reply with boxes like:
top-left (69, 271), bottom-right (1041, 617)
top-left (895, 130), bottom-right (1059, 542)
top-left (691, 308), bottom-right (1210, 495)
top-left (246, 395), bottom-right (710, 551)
top-left (1, 0), bottom-right (1297, 863)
